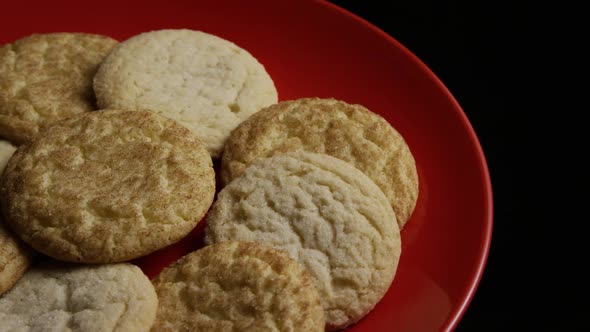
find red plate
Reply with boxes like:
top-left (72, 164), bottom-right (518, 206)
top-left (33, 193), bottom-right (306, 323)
top-left (1, 1), bottom-right (493, 330)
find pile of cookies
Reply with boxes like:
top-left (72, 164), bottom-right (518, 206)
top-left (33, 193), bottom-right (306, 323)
top-left (0, 29), bottom-right (418, 331)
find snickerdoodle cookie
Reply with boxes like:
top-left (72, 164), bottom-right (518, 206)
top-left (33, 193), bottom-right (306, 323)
top-left (151, 241), bottom-right (325, 331)
top-left (0, 110), bottom-right (215, 263)
top-left (221, 98), bottom-right (418, 228)
top-left (0, 33), bottom-right (117, 144)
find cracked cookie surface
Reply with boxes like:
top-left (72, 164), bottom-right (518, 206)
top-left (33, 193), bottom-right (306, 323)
top-left (151, 241), bottom-right (324, 332)
top-left (221, 98), bottom-right (419, 229)
top-left (0, 33), bottom-right (118, 144)
top-left (0, 139), bottom-right (32, 296)
top-left (93, 29), bottom-right (278, 158)
top-left (0, 110), bottom-right (215, 263)
top-left (0, 261), bottom-right (157, 332)
top-left (206, 151), bottom-right (401, 330)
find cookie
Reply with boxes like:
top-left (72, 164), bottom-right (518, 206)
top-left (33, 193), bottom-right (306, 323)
top-left (221, 98), bottom-right (419, 228)
top-left (0, 223), bottom-right (32, 296)
top-left (0, 33), bottom-right (118, 144)
top-left (152, 241), bottom-right (325, 331)
top-left (0, 139), bottom-right (32, 296)
top-left (0, 261), bottom-right (158, 331)
top-left (0, 109), bottom-right (215, 263)
top-left (206, 151), bottom-right (401, 330)
top-left (93, 29), bottom-right (278, 158)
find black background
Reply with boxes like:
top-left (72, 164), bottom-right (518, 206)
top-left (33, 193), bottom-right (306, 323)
top-left (328, 1), bottom-right (580, 331)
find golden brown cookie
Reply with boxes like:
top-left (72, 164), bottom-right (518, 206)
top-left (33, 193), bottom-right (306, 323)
top-left (0, 110), bottom-right (215, 263)
top-left (0, 33), bottom-right (118, 144)
top-left (221, 98), bottom-right (418, 228)
top-left (207, 151), bottom-right (401, 330)
top-left (0, 139), bottom-right (32, 296)
top-left (151, 241), bottom-right (325, 332)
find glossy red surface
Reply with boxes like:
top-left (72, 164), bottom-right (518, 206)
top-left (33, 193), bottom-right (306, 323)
top-left (1, 1), bottom-right (493, 330)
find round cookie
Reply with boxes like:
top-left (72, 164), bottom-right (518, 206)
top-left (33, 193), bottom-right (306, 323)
top-left (152, 241), bottom-right (325, 331)
top-left (0, 33), bottom-right (118, 144)
top-left (0, 261), bottom-right (158, 331)
top-left (93, 29), bottom-right (278, 158)
top-left (221, 98), bottom-right (419, 229)
top-left (0, 139), bottom-right (32, 296)
top-left (206, 151), bottom-right (401, 330)
top-left (0, 109), bottom-right (215, 263)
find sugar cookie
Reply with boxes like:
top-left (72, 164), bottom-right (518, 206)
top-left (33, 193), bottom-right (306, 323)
top-left (94, 29), bottom-right (277, 157)
top-left (0, 261), bottom-right (157, 331)
top-left (207, 151), bottom-right (401, 330)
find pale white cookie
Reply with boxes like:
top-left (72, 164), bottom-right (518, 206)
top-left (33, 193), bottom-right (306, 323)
top-left (0, 262), bottom-right (158, 331)
top-left (206, 151), bottom-right (401, 330)
top-left (152, 241), bottom-right (325, 331)
top-left (94, 29), bottom-right (278, 157)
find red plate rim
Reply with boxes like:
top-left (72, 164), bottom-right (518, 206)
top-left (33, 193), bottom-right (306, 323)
top-left (316, 1), bottom-right (494, 330)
